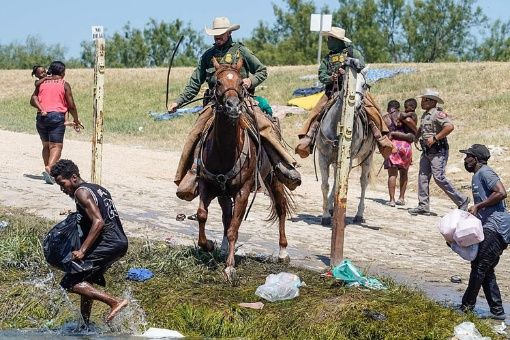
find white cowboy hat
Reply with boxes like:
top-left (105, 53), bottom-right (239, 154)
top-left (321, 27), bottom-right (351, 43)
top-left (204, 17), bottom-right (240, 36)
top-left (418, 89), bottom-right (444, 104)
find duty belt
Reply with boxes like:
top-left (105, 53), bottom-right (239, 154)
top-left (419, 138), bottom-right (448, 154)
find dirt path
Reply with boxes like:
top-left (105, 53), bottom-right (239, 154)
top-left (2, 129), bottom-right (509, 311)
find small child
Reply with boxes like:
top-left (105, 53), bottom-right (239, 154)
top-left (32, 65), bottom-right (51, 116)
top-left (32, 65), bottom-right (48, 86)
top-left (400, 98), bottom-right (418, 134)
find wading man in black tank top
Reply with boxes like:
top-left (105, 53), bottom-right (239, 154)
top-left (51, 159), bottom-right (128, 325)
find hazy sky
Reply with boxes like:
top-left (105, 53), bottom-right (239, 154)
top-left (1, 0), bottom-right (508, 58)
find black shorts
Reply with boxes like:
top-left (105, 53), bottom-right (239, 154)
top-left (36, 111), bottom-right (66, 143)
top-left (60, 267), bottom-right (107, 290)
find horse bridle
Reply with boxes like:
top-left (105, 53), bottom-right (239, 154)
top-left (212, 68), bottom-right (247, 119)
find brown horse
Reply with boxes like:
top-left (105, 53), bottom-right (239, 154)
top-left (196, 56), bottom-right (293, 283)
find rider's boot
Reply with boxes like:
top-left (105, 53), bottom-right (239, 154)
top-left (295, 120), bottom-right (320, 159)
top-left (176, 162), bottom-right (199, 201)
top-left (369, 121), bottom-right (396, 160)
top-left (176, 141), bottom-right (201, 203)
top-left (264, 143), bottom-right (301, 191)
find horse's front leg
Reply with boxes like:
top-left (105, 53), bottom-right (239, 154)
top-left (224, 177), bottom-right (254, 283)
top-left (197, 184), bottom-right (215, 252)
top-left (218, 196), bottom-right (233, 256)
top-left (318, 150), bottom-right (332, 226)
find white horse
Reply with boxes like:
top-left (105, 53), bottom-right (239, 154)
top-left (316, 68), bottom-right (376, 225)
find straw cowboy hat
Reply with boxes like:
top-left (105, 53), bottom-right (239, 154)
top-left (418, 89), bottom-right (444, 104)
top-left (321, 27), bottom-right (351, 43)
top-left (205, 17), bottom-right (240, 36)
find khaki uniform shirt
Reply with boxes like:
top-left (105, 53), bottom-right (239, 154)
top-left (176, 37), bottom-right (267, 106)
top-left (419, 107), bottom-right (452, 140)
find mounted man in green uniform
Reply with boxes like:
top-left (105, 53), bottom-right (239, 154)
top-left (294, 27), bottom-right (394, 159)
top-left (168, 17), bottom-right (301, 200)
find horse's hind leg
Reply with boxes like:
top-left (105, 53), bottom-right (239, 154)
top-left (218, 196), bottom-right (233, 256)
top-left (268, 178), bottom-right (290, 263)
top-left (197, 189), bottom-right (214, 252)
top-left (354, 154), bottom-right (373, 224)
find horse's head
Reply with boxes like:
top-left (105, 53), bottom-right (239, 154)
top-left (213, 56), bottom-right (245, 120)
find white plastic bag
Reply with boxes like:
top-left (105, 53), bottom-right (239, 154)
top-left (140, 327), bottom-right (184, 338)
top-left (454, 213), bottom-right (484, 247)
top-left (255, 272), bottom-right (301, 302)
top-left (438, 209), bottom-right (463, 243)
top-left (453, 321), bottom-right (490, 340)
top-left (451, 242), bottom-right (478, 261)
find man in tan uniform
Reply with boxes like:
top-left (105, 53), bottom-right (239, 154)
top-left (408, 89), bottom-right (469, 215)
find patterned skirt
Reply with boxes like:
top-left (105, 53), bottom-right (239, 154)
top-left (384, 139), bottom-right (413, 170)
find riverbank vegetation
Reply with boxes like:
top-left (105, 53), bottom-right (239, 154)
top-left (0, 206), bottom-right (500, 339)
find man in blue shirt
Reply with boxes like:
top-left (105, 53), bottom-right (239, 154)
top-left (460, 144), bottom-right (510, 320)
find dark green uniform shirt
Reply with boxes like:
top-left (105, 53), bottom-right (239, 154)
top-left (419, 107), bottom-right (452, 140)
top-left (318, 46), bottom-right (365, 90)
top-left (176, 37), bottom-right (267, 106)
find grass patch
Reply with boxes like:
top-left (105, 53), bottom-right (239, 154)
top-left (0, 206), bottom-right (501, 339)
top-left (3, 63), bottom-right (510, 153)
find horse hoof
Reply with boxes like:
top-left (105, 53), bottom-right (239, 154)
top-left (353, 215), bottom-right (365, 224)
top-left (278, 255), bottom-right (290, 264)
top-left (206, 240), bottom-right (215, 252)
top-left (223, 266), bottom-right (239, 286)
top-left (321, 217), bottom-right (332, 226)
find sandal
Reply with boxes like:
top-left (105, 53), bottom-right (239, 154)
top-left (396, 199), bottom-right (406, 206)
top-left (387, 201), bottom-right (396, 207)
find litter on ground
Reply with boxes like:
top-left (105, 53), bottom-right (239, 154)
top-left (331, 259), bottom-right (386, 290)
top-left (126, 268), bottom-right (154, 282)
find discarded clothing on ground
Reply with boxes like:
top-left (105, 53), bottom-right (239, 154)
top-left (292, 86), bottom-right (324, 97)
top-left (287, 92), bottom-right (324, 110)
top-left (332, 259), bottom-right (386, 290)
top-left (364, 67), bottom-right (416, 84)
top-left (126, 268), bottom-right (154, 282)
top-left (149, 106), bottom-right (203, 121)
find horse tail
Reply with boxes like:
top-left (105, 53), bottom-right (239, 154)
top-left (266, 178), bottom-right (296, 223)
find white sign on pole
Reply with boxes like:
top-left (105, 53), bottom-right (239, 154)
top-left (310, 14), bottom-right (333, 32)
top-left (321, 15), bottom-right (332, 32)
top-left (91, 26), bottom-right (104, 40)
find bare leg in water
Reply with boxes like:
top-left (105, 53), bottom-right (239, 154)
top-left (80, 296), bottom-right (93, 326)
top-left (72, 282), bottom-right (128, 323)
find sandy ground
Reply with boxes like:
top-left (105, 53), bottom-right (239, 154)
top-left (2, 129), bottom-right (510, 313)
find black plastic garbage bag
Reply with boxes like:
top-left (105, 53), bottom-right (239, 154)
top-left (43, 212), bottom-right (83, 272)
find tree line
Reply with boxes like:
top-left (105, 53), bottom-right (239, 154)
top-left (1, 0), bottom-right (509, 69)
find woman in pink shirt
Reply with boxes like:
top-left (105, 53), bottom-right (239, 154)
top-left (30, 61), bottom-right (81, 184)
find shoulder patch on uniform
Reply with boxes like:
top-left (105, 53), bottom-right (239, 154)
top-left (437, 111), bottom-right (447, 118)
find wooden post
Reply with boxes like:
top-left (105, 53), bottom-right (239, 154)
top-left (330, 66), bottom-right (357, 267)
top-left (91, 37), bottom-right (105, 184)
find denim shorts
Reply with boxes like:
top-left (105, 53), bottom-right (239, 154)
top-left (36, 111), bottom-right (66, 143)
